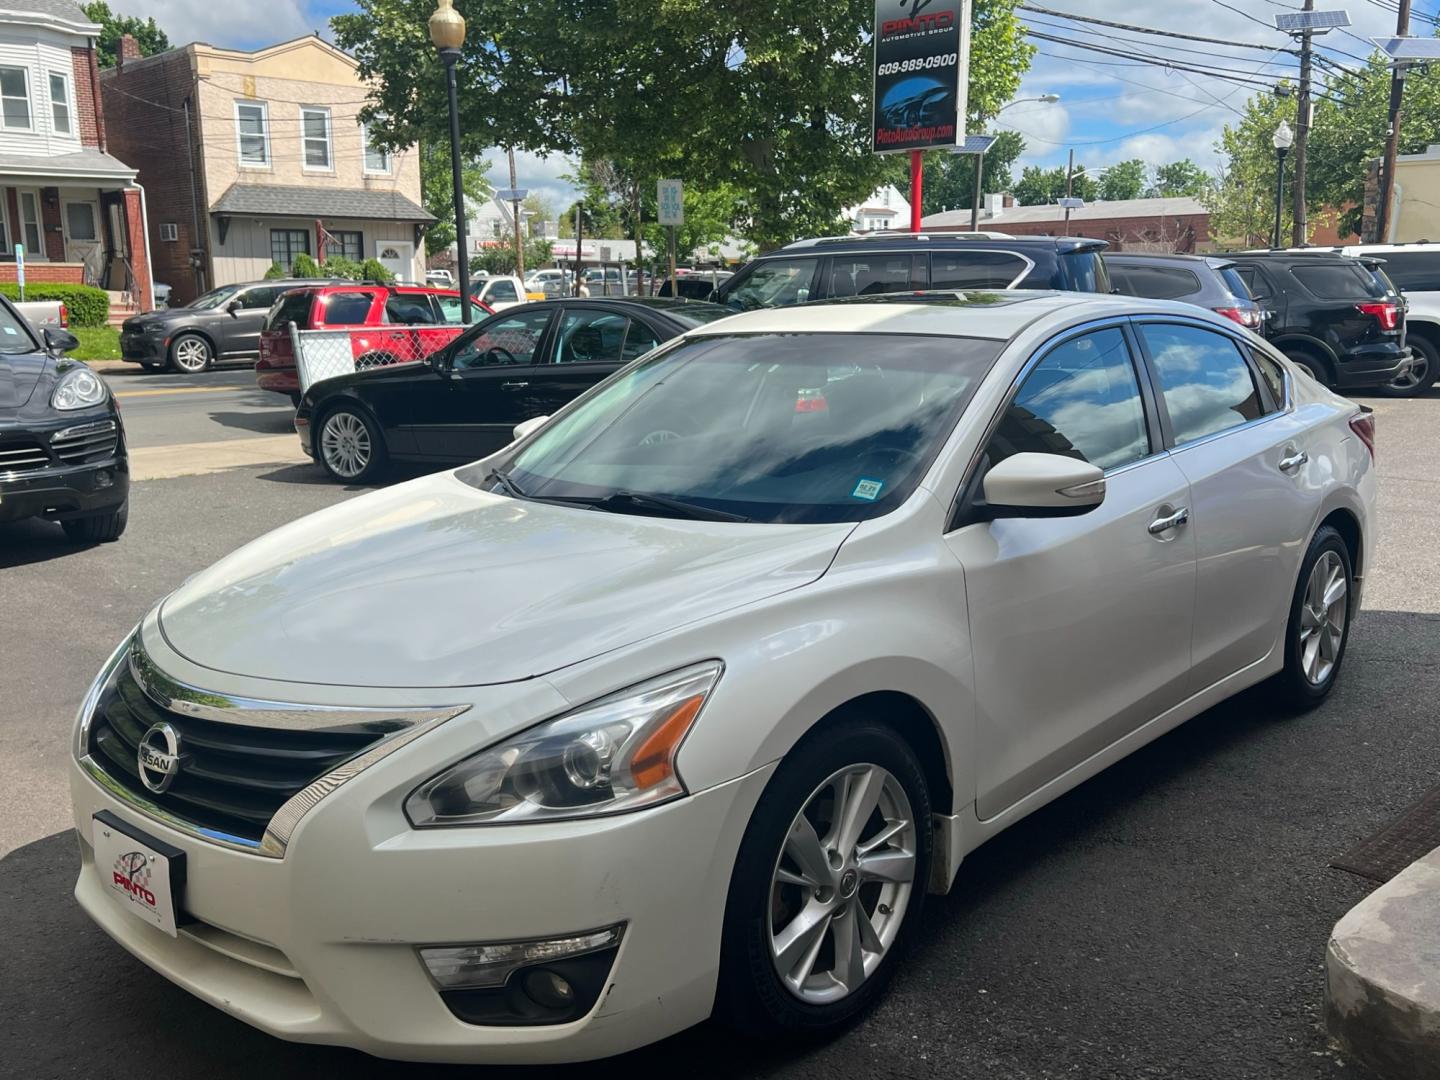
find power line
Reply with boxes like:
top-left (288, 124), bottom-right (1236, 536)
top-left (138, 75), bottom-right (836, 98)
top-left (1025, 30), bottom-right (1310, 93)
top-left (1024, 13), bottom-right (1301, 69)
top-left (1020, 3), bottom-right (1299, 53)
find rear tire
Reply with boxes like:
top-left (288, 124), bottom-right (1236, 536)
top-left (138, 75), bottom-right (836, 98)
top-left (169, 333), bottom-right (212, 374)
top-left (1381, 333), bottom-right (1438, 397)
top-left (717, 716), bottom-right (931, 1038)
top-left (1267, 524), bottom-right (1353, 711)
top-left (61, 501), bottom-right (128, 544)
top-left (316, 403), bottom-right (387, 484)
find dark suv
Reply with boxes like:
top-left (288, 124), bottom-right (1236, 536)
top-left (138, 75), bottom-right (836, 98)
top-left (1106, 253), bottom-right (1263, 331)
top-left (1224, 252), bottom-right (1409, 390)
top-left (119, 279), bottom-right (338, 374)
top-left (711, 235), bottom-right (1110, 310)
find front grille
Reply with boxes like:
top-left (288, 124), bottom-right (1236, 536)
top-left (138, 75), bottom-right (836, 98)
top-left (52, 420), bottom-right (118, 464)
top-left (88, 663), bottom-right (397, 844)
top-left (0, 436), bottom-right (50, 472)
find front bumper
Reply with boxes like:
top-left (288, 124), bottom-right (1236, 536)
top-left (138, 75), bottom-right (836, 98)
top-left (0, 448), bottom-right (128, 524)
top-left (120, 331), bottom-right (167, 363)
top-left (71, 695), bottom-right (771, 1064)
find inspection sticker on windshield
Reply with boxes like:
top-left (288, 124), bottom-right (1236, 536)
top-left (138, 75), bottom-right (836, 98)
top-left (852, 478), bottom-right (884, 502)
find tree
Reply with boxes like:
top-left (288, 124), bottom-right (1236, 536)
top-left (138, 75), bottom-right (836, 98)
top-left (1099, 159), bottom-right (1146, 202)
top-left (1205, 85), bottom-right (1301, 247)
top-left (332, 0), bottom-right (1034, 251)
top-left (419, 141), bottom-right (491, 253)
top-left (82, 2), bottom-right (169, 68)
top-left (1148, 159), bottom-right (1212, 199)
top-left (878, 130), bottom-right (1025, 216)
top-left (1013, 164), bottom-right (1097, 205)
top-left (474, 238), bottom-right (553, 276)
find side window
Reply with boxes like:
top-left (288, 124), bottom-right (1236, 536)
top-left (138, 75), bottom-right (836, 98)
top-left (620, 320), bottom-right (661, 362)
top-left (1291, 263), bottom-right (1384, 300)
top-left (435, 295), bottom-right (465, 324)
top-left (453, 310), bottom-right (552, 370)
top-left (318, 292), bottom-right (376, 326)
top-left (240, 286), bottom-right (278, 309)
top-left (1252, 348), bottom-right (1287, 409)
top-left (1110, 265), bottom-right (1200, 301)
top-left (721, 258), bottom-right (818, 309)
top-left (383, 297), bottom-right (434, 325)
top-left (988, 327), bottom-right (1149, 471)
top-left (554, 309), bottom-right (629, 364)
top-left (1140, 323), bottom-right (1264, 444)
top-left (486, 280), bottom-right (519, 303)
top-left (824, 254), bottom-right (919, 298)
top-left (931, 250), bottom-right (1029, 290)
top-left (1235, 266), bottom-right (1269, 300)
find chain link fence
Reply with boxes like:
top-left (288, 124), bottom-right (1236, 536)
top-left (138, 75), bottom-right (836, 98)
top-left (292, 325), bottom-right (464, 395)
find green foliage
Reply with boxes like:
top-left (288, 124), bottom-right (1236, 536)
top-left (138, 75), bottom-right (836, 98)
top-left (359, 258), bottom-right (394, 283)
top-left (321, 256), bottom-right (364, 280)
top-left (1099, 159), bottom-right (1147, 202)
top-left (332, 0), bottom-right (1033, 250)
top-left (1205, 88), bottom-right (1298, 247)
top-left (474, 238), bottom-right (554, 277)
top-left (2, 283), bottom-right (109, 327)
top-left (262, 262), bottom-right (288, 279)
top-left (1149, 159), bottom-right (1212, 199)
top-left (1013, 164), bottom-right (1097, 206)
top-left (290, 253), bottom-right (323, 278)
top-left (420, 141), bottom-right (491, 253)
top-left (81, 2), bottom-right (169, 68)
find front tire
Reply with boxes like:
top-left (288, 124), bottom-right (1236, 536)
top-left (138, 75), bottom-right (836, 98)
top-left (1284, 348), bottom-right (1329, 387)
top-left (317, 403), bottom-right (387, 484)
top-left (1382, 333), bottom-right (1439, 397)
top-left (717, 717), bottom-right (931, 1037)
top-left (169, 333), bottom-right (212, 374)
top-left (62, 501), bottom-right (128, 543)
top-left (1268, 524), bottom-right (1353, 710)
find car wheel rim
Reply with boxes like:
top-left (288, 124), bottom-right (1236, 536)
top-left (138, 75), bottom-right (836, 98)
top-left (1298, 550), bottom-right (1347, 685)
top-left (174, 339), bottom-right (207, 371)
top-left (767, 763), bottom-right (916, 1006)
top-left (321, 412), bottom-right (371, 479)
top-left (1391, 353), bottom-right (1428, 390)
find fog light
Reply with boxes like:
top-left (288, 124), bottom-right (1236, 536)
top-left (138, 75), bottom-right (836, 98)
top-left (418, 924), bottom-right (624, 991)
top-left (522, 969), bottom-right (575, 1009)
top-left (94, 470), bottom-right (113, 489)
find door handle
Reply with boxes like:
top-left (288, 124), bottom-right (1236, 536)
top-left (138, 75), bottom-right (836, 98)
top-left (500, 381), bottom-right (529, 390)
top-left (1279, 449), bottom-right (1308, 472)
top-left (1148, 507), bottom-right (1189, 535)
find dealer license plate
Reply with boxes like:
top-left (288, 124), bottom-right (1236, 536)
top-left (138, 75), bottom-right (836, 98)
top-left (92, 810), bottom-right (186, 937)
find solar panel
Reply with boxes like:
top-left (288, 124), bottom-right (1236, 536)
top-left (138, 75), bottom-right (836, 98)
top-left (1274, 10), bottom-right (1351, 32)
top-left (1373, 36), bottom-right (1440, 60)
top-left (1058, 197), bottom-right (1085, 209)
top-left (953, 135), bottom-right (999, 155)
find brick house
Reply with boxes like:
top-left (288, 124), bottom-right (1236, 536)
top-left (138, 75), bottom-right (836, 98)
top-left (0, 0), bottom-right (153, 309)
top-left (101, 34), bottom-right (431, 306)
top-left (922, 196), bottom-right (1211, 252)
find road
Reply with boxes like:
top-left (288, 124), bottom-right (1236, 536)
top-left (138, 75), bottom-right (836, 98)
top-left (1, 373), bottom-right (1436, 1079)
top-left (104, 365), bottom-right (295, 449)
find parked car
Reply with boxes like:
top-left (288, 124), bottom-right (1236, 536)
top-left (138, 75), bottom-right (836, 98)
top-left (655, 273), bottom-right (733, 301)
top-left (15, 298), bottom-right (68, 329)
top-left (425, 269), bottom-right (455, 287)
top-left (0, 296), bottom-right (127, 542)
top-left (1317, 243), bottom-right (1440, 395)
top-left (120, 280), bottom-right (333, 374)
top-left (70, 291), bottom-right (1374, 1064)
top-left (1106, 253), bottom-right (1263, 331)
top-left (255, 283), bottom-right (486, 402)
top-left (295, 297), bottom-right (733, 482)
top-left (469, 274), bottom-right (536, 311)
top-left (525, 268), bottom-right (571, 298)
top-left (711, 234), bottom-right (1111, 310)
top-left (1224, 251), bottom-right (1410, 391)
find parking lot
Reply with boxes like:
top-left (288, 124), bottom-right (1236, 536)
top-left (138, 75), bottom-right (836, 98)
top-left (1, 376), bottom-right (1435, 1079)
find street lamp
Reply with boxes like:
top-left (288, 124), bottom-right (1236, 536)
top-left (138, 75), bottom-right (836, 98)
top-left (1272, 120), bottom-right (1294, 249)
top-left (429, 0), bottom-right (472, 322)
top-left (998, 93), bottom-right (1061, 112)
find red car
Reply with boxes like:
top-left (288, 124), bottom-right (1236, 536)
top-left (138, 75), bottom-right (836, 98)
top-left (255, 284), bottom-right (493, 400)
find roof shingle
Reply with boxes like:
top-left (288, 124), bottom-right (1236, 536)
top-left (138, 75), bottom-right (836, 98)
top-left (211, 184), bottom-right (435, 223)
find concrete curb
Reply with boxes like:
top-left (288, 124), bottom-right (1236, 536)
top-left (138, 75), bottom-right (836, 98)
top-left (1325, 845), bottom-right (1440, 1079)
top-left (85, 360), bottom-right (136, 374)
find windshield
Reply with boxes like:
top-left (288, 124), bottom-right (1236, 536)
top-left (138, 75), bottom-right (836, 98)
top-left (472, 331), bottom-right (1002, 524)
top-left (0, 302), bottom-right (39, 353)
top-left (716, 259), bottom-right (819, 310)
top-left (188, 285), bottom-right (243, 310)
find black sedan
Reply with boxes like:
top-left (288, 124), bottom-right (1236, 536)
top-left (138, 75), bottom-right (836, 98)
top-left (0, 297), bottom-right (128, 542)
top-left (295, 298), bottom-right (734, 483)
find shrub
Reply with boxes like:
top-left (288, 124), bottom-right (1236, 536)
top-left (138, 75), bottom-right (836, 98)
top-left (359, 257), bottom-right (393, 283)
top-left (1, 282), bottom-right (109, 327)
top-left (321, 256), bottom-right (363, 280)
top-left (262, 262), bottom-right (288, 279)
top-left (292, 253), bottom-right (324, 278)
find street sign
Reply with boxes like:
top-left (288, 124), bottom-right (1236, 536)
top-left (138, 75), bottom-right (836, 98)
top-left (494, 188), bottom-right (528, 202)
top-left (1274, 10), bottom-right (1350, 33)
top-left (657, 179), bottom-right (684, 226)
top-left (14, 243), bottom-right (23, 300)
top-left (1374, 36), bottom-right (1440, 61)
top-left (871, 0), bottom-right (973, 154)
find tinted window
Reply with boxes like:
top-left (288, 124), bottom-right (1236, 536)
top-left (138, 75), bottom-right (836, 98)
top-left (990, 327), bottom-right (1148, 471)
top-left (0, 298), bottom-right (39, 353)
top-left (453, 309), bottom-right (552, 369)
top-left (824, 254), bottom-right (919, 298)
top-left (1372, 251), bottom-right (1440, 292)
top-left (487, 280), bottom-right (519, 302)
top-left (1216, 266), bottom-right (1253, 301)
top-left (239, 286), bottom-right (280, 309)
top-left (1234, 266), bottom-right (1270, 299)
top-left (621, 320), bottom-right (661, 361)
top-left (435, 295), bottom-right (465, 324)
top-left (1253, 349), bottom-right (1287, 408)
top-left (319, 292), bottom-right (376, 326)
top-left (384, 297), bottom-right (434, 324)
top-left (1141, 323), bottom-right (1263, 443)
top-left (1062, 250), bottom-right (1110, 293)
top-left (719, 258), bottom-right (818, 310)
top-left (931, 250), bottom-right (1028, 290)
top-left (555, 310), bottom-right (628, 364)
top-left (266, 291), bottom-right (313, 329)
top-left (1291, 263), bottom-right (1384, 300)
top-left (1110, 264), bottom-right (1200, 301)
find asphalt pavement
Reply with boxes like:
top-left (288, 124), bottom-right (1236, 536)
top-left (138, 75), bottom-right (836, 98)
top-left (1, 376), bottom-right (1436, 1079)
top-left (102, 365), bottom-right (296, 449)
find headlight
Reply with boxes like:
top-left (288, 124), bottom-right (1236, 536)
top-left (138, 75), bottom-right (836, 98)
top-left (143, 322), bottom-right (167, 334)
top-left (405, 661), bottom-right (722, 827)
top-left (52, 368), bottom-right (108, 411)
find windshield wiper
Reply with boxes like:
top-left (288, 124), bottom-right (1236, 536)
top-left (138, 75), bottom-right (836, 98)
top-left (548, 489), bottom-right (749, 523)
top-left (485, 468), bottom-right (527, 499)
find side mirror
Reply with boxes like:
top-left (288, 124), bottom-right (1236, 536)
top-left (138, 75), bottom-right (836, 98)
top-left (512, 414), bottom-right (550, 442)
top-left (225, 298), bottom-right (243, 316)
top-left (981, 452), bottom-right (1105, 518)
top-left (44, 327), bottom-right (80, 354)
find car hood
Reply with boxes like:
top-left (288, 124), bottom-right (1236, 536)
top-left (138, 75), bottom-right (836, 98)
top-left (123, 309), bottom-right (190, 331)
top-left (158, 471), bottom-right (854, 688)
top-left (0, 351), bottom-right (56, 411)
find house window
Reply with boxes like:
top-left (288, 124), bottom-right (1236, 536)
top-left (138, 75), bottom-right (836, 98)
top-left (361, 121), bottom-right (390, 174)
top-left (18, 190), bottom-right (41, 254)
top-left (0, 192), bottom-right (10, 253)
top-left (159, 222), bottom-right (179, 242)
top-left (0, 67), bottom-right (30, 130)
top-left (301, 107), bottom-right (332, 170)
top-left (270, 228), bottom-right (310, 270)
top-left (49, 73), bottom-right (70, 134)
top-left (324, 230), bottom-right (363, 261)
top-left (235, 101), bottom-right (269, 166)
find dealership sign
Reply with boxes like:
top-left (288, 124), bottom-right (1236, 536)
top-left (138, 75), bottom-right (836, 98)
top-left (872, 0), bottom-right (972, 154)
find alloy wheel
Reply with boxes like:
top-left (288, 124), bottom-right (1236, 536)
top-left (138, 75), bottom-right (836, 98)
top-left (767, 763), bottom-right (916, 1005)
top-left (172, 337), bottom-right (209, 373)
top-left (320, 411), bottom-right (372, 480)
top-left (1298, 550), bottom-right (1347, 685)
top-left (1388, 352), bottom-right (1429, 393)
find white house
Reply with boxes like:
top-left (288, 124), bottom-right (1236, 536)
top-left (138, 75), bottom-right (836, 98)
top-left (844, 185), bottom-right (912, 233)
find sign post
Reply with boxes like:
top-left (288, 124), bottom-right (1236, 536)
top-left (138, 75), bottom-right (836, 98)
top-left (657, 179), bottom-right (683, 291)
top-left (14, 243), bottom-right (23, 302)
top-left (871, 0), bottom-right (973, 231)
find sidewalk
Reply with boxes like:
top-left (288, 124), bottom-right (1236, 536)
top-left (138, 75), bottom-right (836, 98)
top-left (1326, 844), bottom-right (1440, 1079)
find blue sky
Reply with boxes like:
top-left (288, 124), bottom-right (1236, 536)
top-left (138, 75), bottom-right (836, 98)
top-left (124, 0), bottom-right (1421, 203)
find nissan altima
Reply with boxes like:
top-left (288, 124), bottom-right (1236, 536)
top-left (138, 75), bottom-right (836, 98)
top-left (70, 292), bottom-right (1375, 1064)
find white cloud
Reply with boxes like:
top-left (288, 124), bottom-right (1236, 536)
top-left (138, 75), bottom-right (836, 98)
top-left (481, 148), bottom-right (581, 219)
top-left (124, 0), bottom-right (321, 49)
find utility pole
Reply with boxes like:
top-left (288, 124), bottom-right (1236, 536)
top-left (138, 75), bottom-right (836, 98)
top-left (1064, 148), bottom-right (1075, 236)
top-left (1376, 0), bottom-right (1412, 242)
top-left (1291, 0), bottom-right (1314, 246)
top-left (507, 147), bottom-right (525, 280)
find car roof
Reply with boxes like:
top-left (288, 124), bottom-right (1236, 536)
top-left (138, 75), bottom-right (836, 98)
top-left (508, 296), bottom-right (729, 321)
top-left (761, 234), bottom-right (1107, 257)
top-left (683, 290), bottom-right (1156, 341)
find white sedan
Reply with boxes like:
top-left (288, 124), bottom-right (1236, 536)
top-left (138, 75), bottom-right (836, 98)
top-left (69, 293), bottom-right (1375, 1063)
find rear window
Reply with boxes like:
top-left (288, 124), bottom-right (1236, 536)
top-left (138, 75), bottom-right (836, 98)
top-left (266, 291), bottom-right (313, 330)
top-left (318, 291), bottom-right (377, 326)
top-left (931, 250), bottom-right (1029, 290)
top-left (1110, 264), bottom-right (1201, 301)
top-left (1368, 251), bottom-right (1440, 292)
top-left (1291, 263), bottom-right (1384, 300)
top-left (1217, 266), bottom-right (1253, 301)
top-left (1061, 250), bottom-right (1109, 293)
